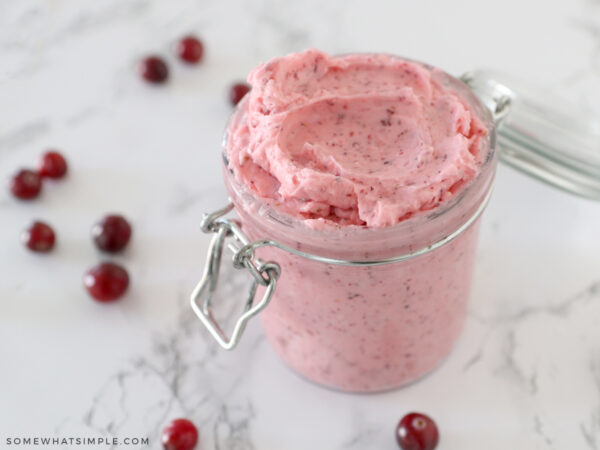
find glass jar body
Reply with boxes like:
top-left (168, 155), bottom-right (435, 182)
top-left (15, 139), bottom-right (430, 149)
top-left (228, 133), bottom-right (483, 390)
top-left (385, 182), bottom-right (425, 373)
top-left (220, 60), bottom-right (497, 392)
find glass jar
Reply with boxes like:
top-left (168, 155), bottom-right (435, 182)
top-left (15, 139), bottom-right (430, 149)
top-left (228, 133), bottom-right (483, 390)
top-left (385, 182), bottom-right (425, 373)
top-left (191, 57), bottom-right (600, 393)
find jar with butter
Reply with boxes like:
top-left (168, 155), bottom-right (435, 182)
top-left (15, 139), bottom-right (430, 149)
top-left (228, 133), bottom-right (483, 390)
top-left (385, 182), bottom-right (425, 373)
top-left (191, 50), bottom-right (600, 393)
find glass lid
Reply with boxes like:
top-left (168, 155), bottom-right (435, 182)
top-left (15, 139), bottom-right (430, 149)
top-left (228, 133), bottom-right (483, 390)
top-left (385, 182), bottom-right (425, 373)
top-left (463, 70), bottom-right (600, 200)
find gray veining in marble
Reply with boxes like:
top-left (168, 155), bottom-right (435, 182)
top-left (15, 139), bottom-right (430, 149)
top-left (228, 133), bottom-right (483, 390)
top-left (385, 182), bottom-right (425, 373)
top-left (1, 1), bottom-right (600, 449)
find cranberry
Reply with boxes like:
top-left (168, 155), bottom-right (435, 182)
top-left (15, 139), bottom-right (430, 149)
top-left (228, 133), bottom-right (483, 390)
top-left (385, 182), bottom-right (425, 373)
top-left (228, 82), bottom-right (250, 106)
top-left (176, 35), bottom-right (204, 64)
top-left (9, 169), bottom-right (42, 200)
top-left (84, 262), bottom-right (129, 302)
top-left (139, 56), bottom-right (169, 84)
top-left (162, 418), bottom-right (199, 450)
top-left (21, 221), bottom-right (56, 252)
top-left (37, 150), bottom-right (68, 179)
top-left (396, 413), bottom-right (439, 450)
top-left (92, 214), bottom-right (132, 253)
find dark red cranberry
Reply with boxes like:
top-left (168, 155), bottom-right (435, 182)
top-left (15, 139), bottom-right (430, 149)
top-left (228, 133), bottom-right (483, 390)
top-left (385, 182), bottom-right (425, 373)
top-left (228, 82), bottom-right (250, 106)
top-left (139, 56), bottom-right (169, 84)
top-left (162, 418), bottom-right (199, 450)
top-left (92, 214), bottom-right (132, 253)
top-left (21, 221), bottom-right (56, 252)
top-left (9, 169), bottom-right (42, 200)
top-left (37, 150), bottom-right (68, 179)
top-left (176, 35), bottom-right (204, 64)
top-left (84, 262), bottom-right (129, 302)
top-left (396, 413), bottom-right (439, 450)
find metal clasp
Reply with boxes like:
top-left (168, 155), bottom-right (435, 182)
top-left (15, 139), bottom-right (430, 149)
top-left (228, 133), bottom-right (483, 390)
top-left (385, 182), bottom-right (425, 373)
top-left (461, 71), bottom-right (511, 125)
top-left (190, 203), bottom-right (280, 350)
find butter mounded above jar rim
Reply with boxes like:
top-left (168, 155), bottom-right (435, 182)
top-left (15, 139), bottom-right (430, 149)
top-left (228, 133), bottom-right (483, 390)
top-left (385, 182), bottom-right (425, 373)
top-left (225, 49), bottom-right (489, 228)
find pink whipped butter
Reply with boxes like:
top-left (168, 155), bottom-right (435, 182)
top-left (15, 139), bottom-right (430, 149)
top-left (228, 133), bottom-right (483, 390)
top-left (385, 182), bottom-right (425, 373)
top-left (227, 49), bottom-right (487, 228)
top-left (222, 50), bottom-right (494, 392)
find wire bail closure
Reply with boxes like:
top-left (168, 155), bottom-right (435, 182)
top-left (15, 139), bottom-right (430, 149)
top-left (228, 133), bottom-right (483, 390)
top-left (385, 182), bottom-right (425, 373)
top-left (190, 204), bottom-right (281, 350)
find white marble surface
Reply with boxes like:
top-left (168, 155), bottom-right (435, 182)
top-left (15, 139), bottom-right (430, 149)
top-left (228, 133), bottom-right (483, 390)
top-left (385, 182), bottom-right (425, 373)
top-left (1, 0), bottom-right (600, 449)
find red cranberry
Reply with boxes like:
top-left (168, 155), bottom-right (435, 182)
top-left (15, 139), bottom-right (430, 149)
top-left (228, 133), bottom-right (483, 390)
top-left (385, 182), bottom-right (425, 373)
top-left (92, 214), bottom-right (132, 253)
top-left (9, 169), bottom-right (42, 200)
top-left (84, 262), bottom-right (129, 302)
top-left (139, 56), bottom-right (169, 84)
top-left (176, 35), bottom-right (204, 64)
top-left (162, 418), bottom-right (199, 450)
top-left (228, 82), bottom-right (250, 106)
top-left (396, 413), bottom-right (439, 450)
top-left (21, 221), bottom-right (56, 252)
top-left (37, 150), bottom-right (68, 179)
